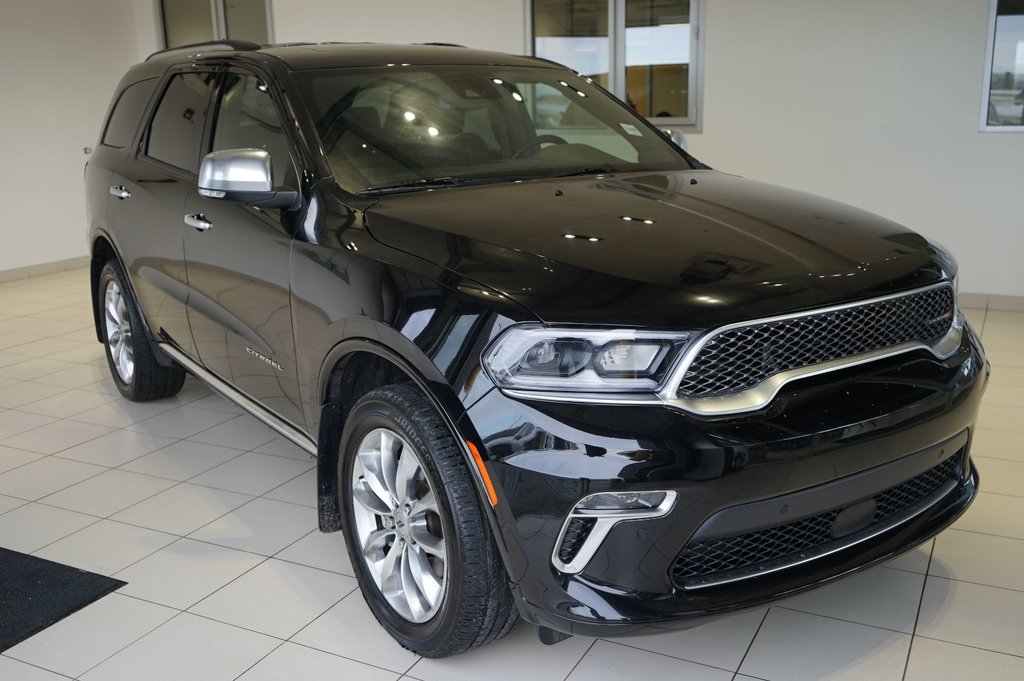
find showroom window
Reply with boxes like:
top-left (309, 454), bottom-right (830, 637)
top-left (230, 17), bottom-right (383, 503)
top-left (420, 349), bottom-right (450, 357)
top-left (160, 0), bottom-right (272, 48)
top-left (530, 0), bottom-right (701, 127)
top-left (983, 0), bottom-right (1024, 130)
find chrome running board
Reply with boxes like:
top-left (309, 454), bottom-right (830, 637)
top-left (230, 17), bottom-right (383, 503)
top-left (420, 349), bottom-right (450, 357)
top-left (159, 343), bottom-right (317, 456)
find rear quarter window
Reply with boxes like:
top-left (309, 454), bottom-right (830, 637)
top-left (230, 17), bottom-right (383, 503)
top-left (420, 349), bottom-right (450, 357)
top-left (101, 78), bottom-right (158, 149)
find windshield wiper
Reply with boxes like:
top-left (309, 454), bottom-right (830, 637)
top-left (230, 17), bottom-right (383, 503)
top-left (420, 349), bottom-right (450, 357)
top-left (361, 177), bottom-right (469, 194)
top-left (553, 166), bottom-right (615, 178)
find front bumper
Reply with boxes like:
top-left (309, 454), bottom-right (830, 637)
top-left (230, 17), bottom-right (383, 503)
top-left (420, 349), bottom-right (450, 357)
top-left (465, 325), bottom-right (988, 636)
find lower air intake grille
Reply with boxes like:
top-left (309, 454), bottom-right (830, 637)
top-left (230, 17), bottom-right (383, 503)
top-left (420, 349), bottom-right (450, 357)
top-left (672, 454), bottom-right (962, 588)
top-left (558, 517), bottom-right (596, 564)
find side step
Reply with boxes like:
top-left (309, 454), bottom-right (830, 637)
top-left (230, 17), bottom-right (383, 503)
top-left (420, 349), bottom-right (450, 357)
top-left (158, 343), bottom-right (317, 455)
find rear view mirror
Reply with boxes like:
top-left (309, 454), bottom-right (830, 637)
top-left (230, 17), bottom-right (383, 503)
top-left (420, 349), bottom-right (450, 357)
top-left (198, 148), bottom-right (298, 209)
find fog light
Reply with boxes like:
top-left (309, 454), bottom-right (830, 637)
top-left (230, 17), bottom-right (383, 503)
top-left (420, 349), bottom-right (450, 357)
top-left (552, 491), bottom-right (677, 573)
top-left (576, 490), bottom-right (671, 512)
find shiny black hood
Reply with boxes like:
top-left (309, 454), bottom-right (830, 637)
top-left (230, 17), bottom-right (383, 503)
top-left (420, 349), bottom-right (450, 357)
top-left (363, 170), bottom-right (953, 329)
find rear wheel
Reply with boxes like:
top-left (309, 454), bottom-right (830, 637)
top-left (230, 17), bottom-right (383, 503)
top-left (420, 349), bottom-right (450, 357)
top-left (98, 261), bottom-right (185, 401)
top-left (340, 384), bottom-right (517, 657)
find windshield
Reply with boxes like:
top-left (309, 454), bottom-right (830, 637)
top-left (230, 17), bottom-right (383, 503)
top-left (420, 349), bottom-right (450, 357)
top-left (295, 65), bottom-right (694, 193)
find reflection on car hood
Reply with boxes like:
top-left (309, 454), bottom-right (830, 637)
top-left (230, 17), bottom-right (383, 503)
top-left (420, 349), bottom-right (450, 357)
top-left (363, 170), bottom-right (950, 328)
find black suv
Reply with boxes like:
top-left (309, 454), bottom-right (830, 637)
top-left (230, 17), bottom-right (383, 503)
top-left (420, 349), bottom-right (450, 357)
top-left (85, 40), bottom-right (986, 657)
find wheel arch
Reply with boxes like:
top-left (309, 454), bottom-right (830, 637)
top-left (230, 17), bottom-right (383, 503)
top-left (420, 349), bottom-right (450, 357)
top-left (90, 233), bottom-right (120, 343)
top-left (314, 338), bottom-right (499, 541)
top-left (90, 232), bottom-right (176, 368)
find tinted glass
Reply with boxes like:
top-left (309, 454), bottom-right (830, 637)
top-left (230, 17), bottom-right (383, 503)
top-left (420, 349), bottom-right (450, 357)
top-left (988, 0), bottom-right (1024, 126)
top-left (102, 79), bottom-right (157, 148)
top-left (146, 72), bottom-right (216, 173)
top-left (297, 65), bottom-right (692, 193)
top-left (533, 0), bottom-right (610, 90)
top-left (224, 0), bottom-right (269, 43)
top-left (212, 73), bottom-right (294, 186)
top-left (161, 0), bottom-right (214, 48)
top-left (625, 0), bottom-right (690, 118)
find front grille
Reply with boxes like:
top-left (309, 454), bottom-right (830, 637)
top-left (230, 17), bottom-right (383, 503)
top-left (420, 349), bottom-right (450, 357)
top-left (677, 285), bottom-right (955, 398)
top-left (671, 453), bottom-right (962, 588)
top-left (557, 517), bottom-right (596, 564)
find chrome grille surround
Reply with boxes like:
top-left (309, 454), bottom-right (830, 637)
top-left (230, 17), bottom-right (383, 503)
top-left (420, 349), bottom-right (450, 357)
top-left (659, 282), bottom-right (963, 415)
top-left (676, 284), bottom-right (956, 399)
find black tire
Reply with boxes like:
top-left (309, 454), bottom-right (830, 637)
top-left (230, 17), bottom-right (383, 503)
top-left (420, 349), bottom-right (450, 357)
top-left (339, 384), bottom-right (518, 657)
top-left (97, 261), bottom-right (185, 402)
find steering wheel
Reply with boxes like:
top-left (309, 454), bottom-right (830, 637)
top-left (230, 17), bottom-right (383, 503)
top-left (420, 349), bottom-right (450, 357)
top-left (511, 134), bottom-right (568, 159)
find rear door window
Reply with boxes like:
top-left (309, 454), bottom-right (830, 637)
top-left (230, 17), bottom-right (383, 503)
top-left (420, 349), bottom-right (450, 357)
top-left (146, 72), bottom-right (217, 173)
top-left (102, 78), bottom-right (157, 148)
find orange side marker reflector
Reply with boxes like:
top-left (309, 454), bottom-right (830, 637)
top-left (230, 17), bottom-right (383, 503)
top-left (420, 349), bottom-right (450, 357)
top-left (466, 440), bottom-right (499, 507)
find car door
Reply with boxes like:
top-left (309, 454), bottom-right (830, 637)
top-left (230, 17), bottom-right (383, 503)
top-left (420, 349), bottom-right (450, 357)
top-left (182, 68), bottom-right (305, 428)
top-left (107, 69), bottom-right (218, 358)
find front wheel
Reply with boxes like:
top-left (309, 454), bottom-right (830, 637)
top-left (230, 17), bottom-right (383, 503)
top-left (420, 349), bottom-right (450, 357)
top-left (339, 384), bottom-right (517, 657)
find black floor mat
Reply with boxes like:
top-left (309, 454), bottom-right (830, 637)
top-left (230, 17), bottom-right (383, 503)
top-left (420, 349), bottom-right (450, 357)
top-left (0, 547), bottom-right (125, 652)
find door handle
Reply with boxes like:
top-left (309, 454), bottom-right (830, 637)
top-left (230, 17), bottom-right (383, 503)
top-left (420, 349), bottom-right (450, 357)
top-left (184, 213), bottom-right (213, 232)
top-left (109, 185), bottom-right (131, 200)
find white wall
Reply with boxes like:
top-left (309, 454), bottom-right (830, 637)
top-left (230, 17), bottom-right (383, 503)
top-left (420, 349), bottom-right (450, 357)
top-left (0, 0), bottom-right (150, 272)
top-left (684, 0), bottom-right (1023, 298)
top-left (271, 0), bottom-right (525, 53)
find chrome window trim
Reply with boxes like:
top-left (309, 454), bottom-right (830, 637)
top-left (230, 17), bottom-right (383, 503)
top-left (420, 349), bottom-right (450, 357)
top-left (503, 282), bottom-right (961, 416)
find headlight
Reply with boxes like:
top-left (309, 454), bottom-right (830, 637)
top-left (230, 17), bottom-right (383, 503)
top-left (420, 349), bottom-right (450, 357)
top-left (482, 326), bottom-right (694, 393)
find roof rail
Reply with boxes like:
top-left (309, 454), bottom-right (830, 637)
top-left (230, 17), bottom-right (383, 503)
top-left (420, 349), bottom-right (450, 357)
top-left (414, 42), bottom-right (467, 48)
top-left (146, 39), bottom-right (261, 61)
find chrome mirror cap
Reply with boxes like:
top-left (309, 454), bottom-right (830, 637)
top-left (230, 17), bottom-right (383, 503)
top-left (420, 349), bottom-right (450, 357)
top-left (199, 148), bottom-right (272, 193)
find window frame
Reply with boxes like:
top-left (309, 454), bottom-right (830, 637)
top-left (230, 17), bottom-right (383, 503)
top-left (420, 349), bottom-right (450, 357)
top-left (140, 68), bottom-right (219, 178)
top-left (208, 64), bottom-right (302, 189)
top-left (525, 0), bottom-right (703, 131)
top-left (157, 0), bottom-right (275, 49)
top-left (980, 0), bottom-right (1024, 132)
top-left (101, 77), bottom-right (159, 149)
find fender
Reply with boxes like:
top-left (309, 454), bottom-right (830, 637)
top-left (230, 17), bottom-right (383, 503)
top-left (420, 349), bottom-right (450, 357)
top-left (313, 336), bottom-right (520, 583)
top-left (89, 229), bottom-right (178, 368)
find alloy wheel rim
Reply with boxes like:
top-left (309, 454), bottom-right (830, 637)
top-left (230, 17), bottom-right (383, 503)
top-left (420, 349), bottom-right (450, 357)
top-left (103, 280), bottom-right (134, 384)
top-left (350, 427), bottom-right (448, 623)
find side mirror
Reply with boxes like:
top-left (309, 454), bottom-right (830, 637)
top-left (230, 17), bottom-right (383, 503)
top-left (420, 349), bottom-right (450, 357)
top-left (198, 148), bottom-right (299, 210)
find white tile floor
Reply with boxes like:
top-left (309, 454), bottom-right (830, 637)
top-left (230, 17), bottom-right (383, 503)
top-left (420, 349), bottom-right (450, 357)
top-left (0, 268), bottom-right (1021, 681)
